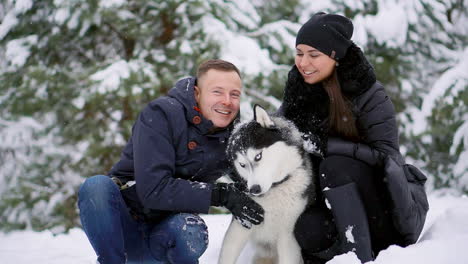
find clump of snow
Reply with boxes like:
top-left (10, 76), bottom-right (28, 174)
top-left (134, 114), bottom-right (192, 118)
top-left (180, 40), bottom-right (192, 54)
top-left (99, 0), bottom-right (126, 9)
top-left (362, 2), bottom-right (408, 48)
top-left (5, 35), bottom-right (37, 68)
top-left (0, 117), bottom-right (43, 149)
top-left (0, 12), bottom-right (19, 40)
top-left (247, 20), bottom-right (299, 50)
top-left (14, 0), bottom-right (33, 14)
top-left (303, 138), bottom-right (321, 155)
top-left (324, 198), bottom-right (331, 209)
top-left (226, 0), bottom-right (260, 30)
top-left (345, 225), bottom-right (355, 243)
top-left (88, 59), bottom-right (157, 95)
top-left (53, 8), bottom-right (70, 25)
top-left (191, 182), bottom-right (208, 190)
top-left (339, 0), bottom-right (365, 10)
top-left (90, 60), bottom-right (131, 93)
top-left (0, 0), bottom-right (34, 40)
top-left (71, 97), bottom-right (85, 109)
top-left (90, 60), bottom-right (156, 94)
top-left (201, 15), bottom-right (279, 76)
top-left (351, 14), bottom-right (369, 48)
top-left (297, 0), bottom-right (334, 22)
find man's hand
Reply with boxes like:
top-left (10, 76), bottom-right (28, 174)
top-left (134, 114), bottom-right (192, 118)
top-left (211, 183), bottom-right (264, 229)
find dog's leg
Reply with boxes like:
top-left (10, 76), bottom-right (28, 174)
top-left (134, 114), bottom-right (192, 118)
top-left (277, 232), bottom-right (303, 264)
top-left (218, 218), bottom-right (252, 264)
top-left (252, 243), bottom-right (276, 264)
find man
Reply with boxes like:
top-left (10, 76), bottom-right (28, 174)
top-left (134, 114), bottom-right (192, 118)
top-left (78, 59), bottom-right (264, 264)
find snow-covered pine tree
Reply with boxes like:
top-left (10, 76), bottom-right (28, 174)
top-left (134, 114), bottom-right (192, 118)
top-left (386, 0), bottom-right (467, 192)
top-left (418, 51), bottom-right (467, 191)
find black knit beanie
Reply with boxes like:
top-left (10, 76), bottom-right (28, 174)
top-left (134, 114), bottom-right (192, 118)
top-left (296, 12), bottom-right (353, 60)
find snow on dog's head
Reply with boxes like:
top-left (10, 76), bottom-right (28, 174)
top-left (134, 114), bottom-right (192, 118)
top-left (226, 105), bottom-right (305, 196)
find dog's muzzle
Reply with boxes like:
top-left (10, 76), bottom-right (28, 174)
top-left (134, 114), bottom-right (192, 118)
top-left (249, 184), bottom-right (262, 196)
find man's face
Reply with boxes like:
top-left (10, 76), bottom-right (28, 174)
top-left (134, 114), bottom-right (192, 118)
top-left (194, 69), bottom-right (242, 128)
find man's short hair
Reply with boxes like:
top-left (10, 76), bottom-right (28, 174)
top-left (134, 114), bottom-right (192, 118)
top-left (196, 59), bottom-right (241, 80)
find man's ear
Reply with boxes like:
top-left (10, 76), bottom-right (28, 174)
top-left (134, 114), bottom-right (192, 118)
top-left (254, 104), bottom-right (275, 128)
top-left (194, 85), bottom-right (201, 104)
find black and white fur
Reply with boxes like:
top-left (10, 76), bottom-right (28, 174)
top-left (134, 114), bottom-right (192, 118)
top-left (218, 105), bottom-right (315, 264)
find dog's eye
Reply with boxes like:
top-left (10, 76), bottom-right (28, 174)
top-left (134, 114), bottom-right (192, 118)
top-left (239, 162), bottom-right (245, 168)
top-left (254, 152), bottom-right (262, 161)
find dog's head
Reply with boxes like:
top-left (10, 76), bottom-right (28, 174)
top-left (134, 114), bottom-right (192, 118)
top-left (226, 105), bottom-right (304, 196)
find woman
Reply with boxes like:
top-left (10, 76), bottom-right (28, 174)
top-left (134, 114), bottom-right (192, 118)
top-left (277, 12), bottom-right (429, 263)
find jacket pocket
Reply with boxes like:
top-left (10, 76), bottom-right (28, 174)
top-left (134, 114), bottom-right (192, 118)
top-left (404, 164), bottom-right (429, 212)
top-left (403, 164), bottom-right (428, 185)
top-left (385, 158), bottom-right (429, 245)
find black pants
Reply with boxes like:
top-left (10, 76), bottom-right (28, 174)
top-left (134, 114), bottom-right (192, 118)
top-left (295, 155), bottom-right (401, 256)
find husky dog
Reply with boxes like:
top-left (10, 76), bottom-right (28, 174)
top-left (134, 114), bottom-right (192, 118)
top-left (218, 105), bottom-right (315, 264)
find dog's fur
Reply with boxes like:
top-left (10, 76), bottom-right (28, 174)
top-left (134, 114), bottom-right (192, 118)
top-left (218, 105), bottom-right (315, 264)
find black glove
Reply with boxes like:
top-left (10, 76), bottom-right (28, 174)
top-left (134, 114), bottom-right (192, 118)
top-left (211, 182), bottom-right (264, 229)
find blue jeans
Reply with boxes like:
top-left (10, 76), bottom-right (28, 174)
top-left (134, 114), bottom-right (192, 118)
top-left (78, 175), bottom-right (208, 264)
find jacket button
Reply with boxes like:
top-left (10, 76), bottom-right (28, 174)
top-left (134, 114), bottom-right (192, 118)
top-left (192, 116), bottom-right (201, 124)
top-left (188, 141), bottom-right (197, 150)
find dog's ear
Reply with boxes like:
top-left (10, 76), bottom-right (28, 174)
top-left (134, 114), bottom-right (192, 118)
top-left (253, 104), bottom-right (275, 128)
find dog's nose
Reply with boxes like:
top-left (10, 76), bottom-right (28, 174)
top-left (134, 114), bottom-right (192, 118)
top-left (250, 184), bottom-right (262, 195)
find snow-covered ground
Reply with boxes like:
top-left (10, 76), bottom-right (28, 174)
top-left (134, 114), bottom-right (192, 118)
top-left (0, 193), bottom-right (467, 264)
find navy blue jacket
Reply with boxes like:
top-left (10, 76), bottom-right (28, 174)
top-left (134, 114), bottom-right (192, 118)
top-left (109, 77), bottom-right (232, 220)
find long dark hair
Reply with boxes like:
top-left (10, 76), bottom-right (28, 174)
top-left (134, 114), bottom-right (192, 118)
top-left (323, 69), bottom-right (360, 141)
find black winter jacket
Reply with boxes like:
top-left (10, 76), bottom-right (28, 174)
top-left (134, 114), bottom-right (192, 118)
top-left (109, 77), bottom-right (232, 221)
top-left (278, 44), bottom-right (429, 246)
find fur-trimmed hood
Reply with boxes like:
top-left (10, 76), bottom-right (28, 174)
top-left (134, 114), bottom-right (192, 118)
top-left (336, 43), bottom-right (376, 97)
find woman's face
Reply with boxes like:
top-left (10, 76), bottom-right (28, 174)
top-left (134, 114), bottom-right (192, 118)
top-left (295, 44), bottom-right (336, 84)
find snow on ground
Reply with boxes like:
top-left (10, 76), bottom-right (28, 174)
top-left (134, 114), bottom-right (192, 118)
top-left (0, 193), bottom-right (467, 264)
